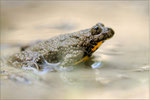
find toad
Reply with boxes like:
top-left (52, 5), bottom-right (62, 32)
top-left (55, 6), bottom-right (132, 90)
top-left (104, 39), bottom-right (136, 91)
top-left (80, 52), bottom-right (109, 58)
top-left (8, 23), bottom-right (115, 71)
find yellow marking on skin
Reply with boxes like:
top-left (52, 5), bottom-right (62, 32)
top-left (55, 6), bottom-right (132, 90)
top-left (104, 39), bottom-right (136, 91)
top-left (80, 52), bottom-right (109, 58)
top-left (91, 41), bottom-right (103, 52)
top-left (74, 56), bottom-right (89, 65)
top-left (74, 41), bottom-right (104, 65)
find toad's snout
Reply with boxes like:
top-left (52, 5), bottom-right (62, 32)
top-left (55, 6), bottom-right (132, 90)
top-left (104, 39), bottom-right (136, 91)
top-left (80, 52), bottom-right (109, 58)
top-left (104, 27), bottom-right (115, 39)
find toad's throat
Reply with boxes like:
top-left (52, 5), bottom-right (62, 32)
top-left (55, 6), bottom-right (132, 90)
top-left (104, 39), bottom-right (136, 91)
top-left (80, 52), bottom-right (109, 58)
top-left (91, 41), bottom-right (103, 52)
top-left (74, 41), bottom-right (104, 65)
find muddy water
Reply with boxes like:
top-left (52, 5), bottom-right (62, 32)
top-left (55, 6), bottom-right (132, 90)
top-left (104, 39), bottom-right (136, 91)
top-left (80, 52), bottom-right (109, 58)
top-left (0, 1), bottom-right (149, 99)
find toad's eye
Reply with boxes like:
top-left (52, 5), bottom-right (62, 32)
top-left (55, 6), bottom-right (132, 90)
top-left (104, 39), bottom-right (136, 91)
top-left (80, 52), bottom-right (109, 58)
top-left (91, 26), bottom-right (102, 35)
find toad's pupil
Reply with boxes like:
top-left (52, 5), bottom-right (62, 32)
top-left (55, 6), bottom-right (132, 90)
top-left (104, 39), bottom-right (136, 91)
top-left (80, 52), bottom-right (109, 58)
top-left (94, 26), bottom-right (99, 30)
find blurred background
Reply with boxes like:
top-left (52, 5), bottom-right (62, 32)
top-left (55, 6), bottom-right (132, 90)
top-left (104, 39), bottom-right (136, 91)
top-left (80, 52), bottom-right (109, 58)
top-left (0, 0), bottom-right (149, 99)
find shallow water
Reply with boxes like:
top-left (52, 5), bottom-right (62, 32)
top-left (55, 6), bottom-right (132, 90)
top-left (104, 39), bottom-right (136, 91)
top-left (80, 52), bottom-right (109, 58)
top-left (0, 1), bottom-right (149, 99)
